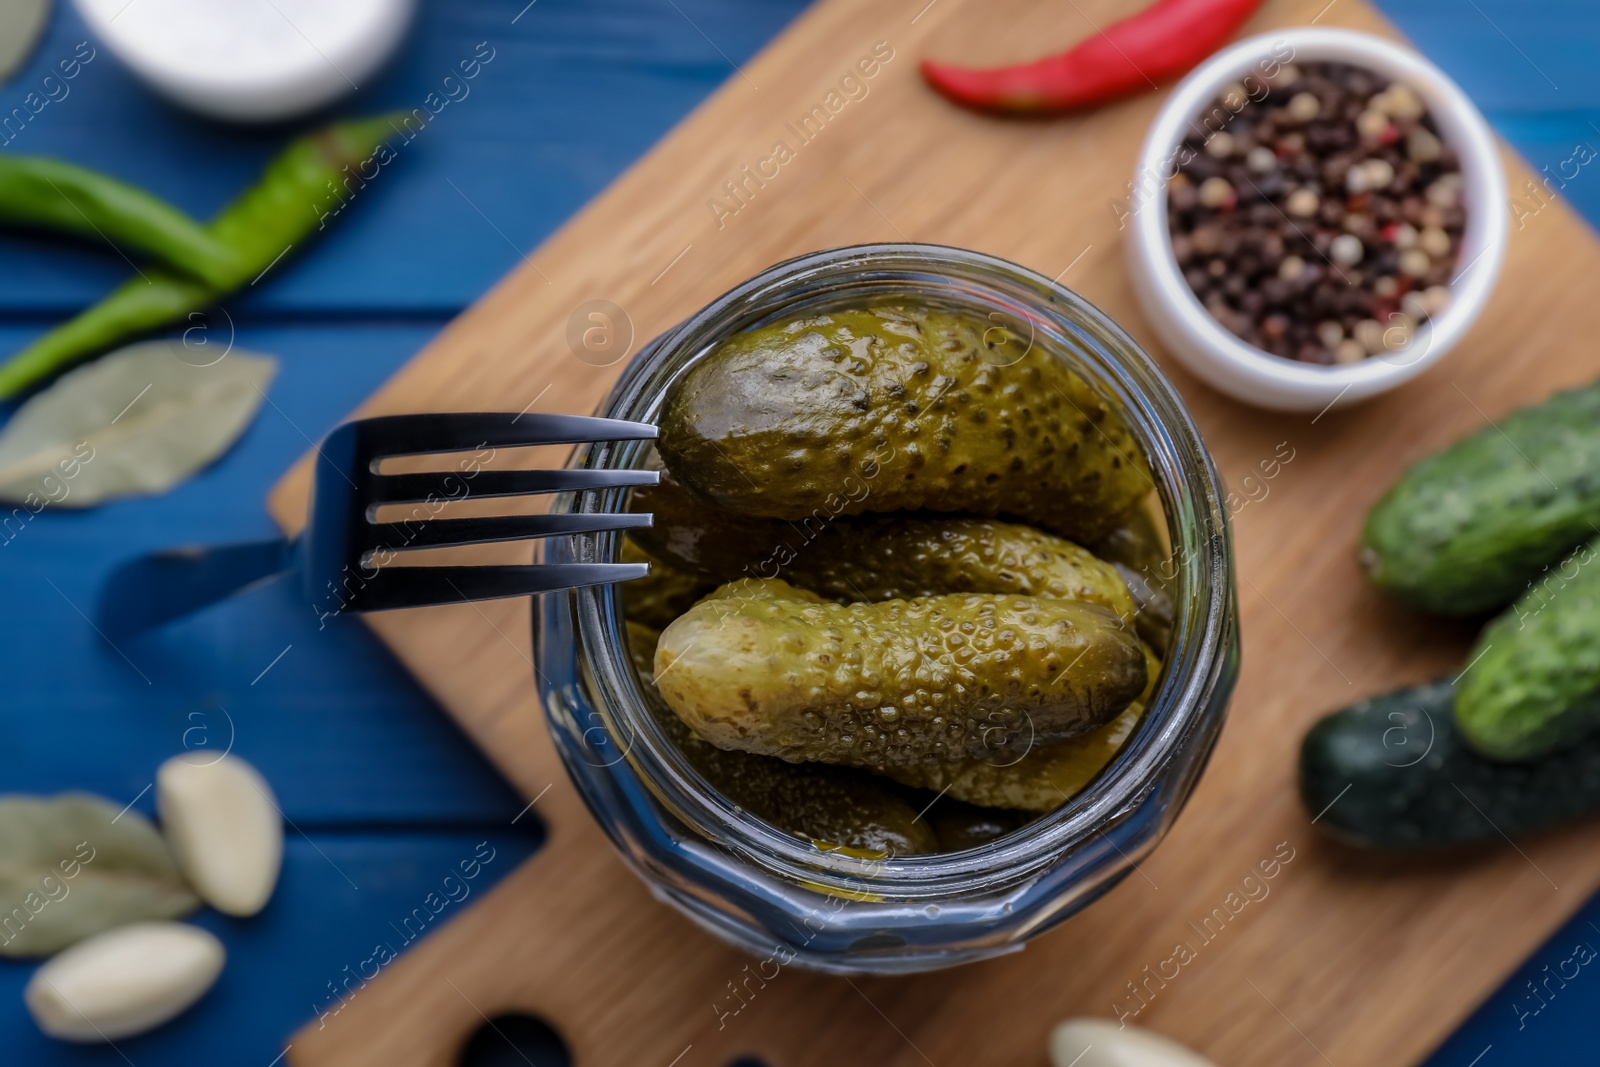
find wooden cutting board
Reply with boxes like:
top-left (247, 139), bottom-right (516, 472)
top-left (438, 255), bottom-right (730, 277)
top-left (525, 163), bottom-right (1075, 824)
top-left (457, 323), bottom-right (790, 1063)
top-left (269, 0), bottom-right (1600, 1063)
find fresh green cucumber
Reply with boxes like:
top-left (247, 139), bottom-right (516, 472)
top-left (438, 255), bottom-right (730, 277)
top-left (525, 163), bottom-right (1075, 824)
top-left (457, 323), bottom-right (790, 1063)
top-left (1456, 537), bottom-right (1600, 760)
top-left (1301, 680), bottom-right (1600, 847)
top-left (1360, 380), bottom-right (1600, 615)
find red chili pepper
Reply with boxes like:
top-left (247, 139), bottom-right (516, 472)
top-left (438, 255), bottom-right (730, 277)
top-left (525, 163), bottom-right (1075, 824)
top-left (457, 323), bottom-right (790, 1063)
top-left (920, 0), bottom-right (1264, 114)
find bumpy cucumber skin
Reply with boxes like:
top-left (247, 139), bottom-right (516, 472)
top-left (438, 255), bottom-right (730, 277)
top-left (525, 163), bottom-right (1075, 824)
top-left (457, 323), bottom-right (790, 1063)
top-left (889, 698), bottom-right (1144, 811)
top-left (626, 623), bottom-right (938, 856)
top-left (1360, 381), bottom-right (1600, 616)
top-left (631, 474), bottom-right (1136, 620)
top-left (1301, 681), bottom-right (1600, 847)
top-left (659, 306), bottom-right (1151, 544)
top-left (792, 516), bottom-right (1136, 620)
top-left (886, 645), bottom-right (1159, 811)
top-left (654, 578), bottom-right (1146, 772)
top-left (1456, 538), bottom-right (1600, 760)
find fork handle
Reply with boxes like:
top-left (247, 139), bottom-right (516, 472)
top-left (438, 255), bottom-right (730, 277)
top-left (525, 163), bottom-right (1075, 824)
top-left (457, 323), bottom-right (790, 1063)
top-left (96, 537), bottom-right (300, 637)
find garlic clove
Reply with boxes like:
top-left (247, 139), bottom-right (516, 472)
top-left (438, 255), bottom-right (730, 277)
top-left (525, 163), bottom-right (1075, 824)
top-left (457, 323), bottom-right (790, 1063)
top-left (25, 922), bottom-right (224, 1042)
top-left (1049, 1019), bottom-right (1218, 1067)
top-left (157, 754), bottom-right (283, 917)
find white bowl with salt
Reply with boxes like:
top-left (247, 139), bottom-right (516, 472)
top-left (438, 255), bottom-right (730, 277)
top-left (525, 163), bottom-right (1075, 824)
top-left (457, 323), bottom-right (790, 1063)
top-left (73, 0), bottom-right (414, 123)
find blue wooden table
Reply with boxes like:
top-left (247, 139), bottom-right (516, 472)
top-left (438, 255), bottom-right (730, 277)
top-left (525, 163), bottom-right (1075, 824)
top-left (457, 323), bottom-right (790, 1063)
top-left (0, 1), bottom-right (1596, 1063)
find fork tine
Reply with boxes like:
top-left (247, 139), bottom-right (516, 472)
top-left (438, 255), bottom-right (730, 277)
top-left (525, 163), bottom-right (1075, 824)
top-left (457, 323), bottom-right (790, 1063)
top-left (337, 563), bottom-right (649, 612)
top-left (364, 512), bottom-right (651, 553)
top-left (350, 413), bottom-right (657, 459)
top-left (370, 467), bottom-right (658, 506)
top-left (305, 413), bottom-right (660, 614)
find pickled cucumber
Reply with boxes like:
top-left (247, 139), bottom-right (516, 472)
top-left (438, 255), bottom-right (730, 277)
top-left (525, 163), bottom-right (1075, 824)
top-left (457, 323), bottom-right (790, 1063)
top-left (626, 623), bottom-right (938, 855)
top-left (1087, 505), bottom-right (1167, 571)
top-left (1089, 506), bottom-right (1175, 654)
top-left (659, 305), bottom-right (1152, 543)
top-left (793, 517), bottom-right (1136, 620)
top-left (653, 578), bottom-right (1147, 771)
top-left (618, 538), bottom-right (713, 630)
top-left (923, 797), bottom-right (1026, 850)
top-left (627, 471), bottom-right (788, 579)
top-left (889, 703), bottom-right (1144, 811)
top-left (885, 646), bottom-right (1161, 811)
top-left (631, 473), bottom-right (1135, 620)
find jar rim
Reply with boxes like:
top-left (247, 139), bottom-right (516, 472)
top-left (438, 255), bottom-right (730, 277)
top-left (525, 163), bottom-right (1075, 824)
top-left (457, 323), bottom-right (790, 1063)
top-left (556, 242), bottom-right (1235, 901)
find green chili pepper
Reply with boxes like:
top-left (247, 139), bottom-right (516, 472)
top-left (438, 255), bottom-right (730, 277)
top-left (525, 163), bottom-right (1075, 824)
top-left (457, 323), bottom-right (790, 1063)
top-left (0, 156), bottom-right (241, 287)
top-left (0, 114), bottom-right (402, 399)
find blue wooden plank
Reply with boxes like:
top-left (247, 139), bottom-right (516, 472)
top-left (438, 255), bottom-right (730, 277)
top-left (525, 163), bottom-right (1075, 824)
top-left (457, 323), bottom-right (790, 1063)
top-left (1374, 3), bottom-right (1600, 1061)
top-left (0, 832), bottom-right (541, 1065)
top-left (0, 1), bottom-right (806, 1059)
top-left (0, 0), bottom-right (806, 315)
top-left (0, 322), bottom-right (536, 826)
top-left (1379, 0), bottom-right (1598, 109)
top-left (1422, 890), bottom-right (1600, 1066)
top-left (0, 0), bottom-right (1599, 1063)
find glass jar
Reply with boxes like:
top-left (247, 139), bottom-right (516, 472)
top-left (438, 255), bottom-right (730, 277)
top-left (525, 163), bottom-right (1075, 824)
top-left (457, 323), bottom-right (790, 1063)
top-left (534, 243), bottom-right (1238, 974)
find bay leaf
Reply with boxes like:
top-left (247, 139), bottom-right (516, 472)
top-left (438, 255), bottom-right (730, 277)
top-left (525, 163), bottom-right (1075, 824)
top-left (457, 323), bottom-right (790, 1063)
top-left (0, 792), bottom-right (199, 958)
top-left (0, 0), bottom-right (51, 85)
top-left (0, 340), bottom-right (277, 507)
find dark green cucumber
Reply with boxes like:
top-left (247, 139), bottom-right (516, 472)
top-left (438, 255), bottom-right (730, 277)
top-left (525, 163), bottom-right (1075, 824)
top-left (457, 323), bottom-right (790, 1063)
top-left (1360, 380), bottom-right (1600, 615)
top-left (922, 796), bottom-right (1026, 852)
top-left (1456, 537), bottom-right (1600, 760)
top-left (1300, 681), bottom-right (1600, 848)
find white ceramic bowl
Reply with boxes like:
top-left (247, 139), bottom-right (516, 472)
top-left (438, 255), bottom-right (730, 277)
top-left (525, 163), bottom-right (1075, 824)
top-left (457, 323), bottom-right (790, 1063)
top-left (1126, 28), bottom-right (1507, 412)
top-left (73, 0), bottom-right (414, 123)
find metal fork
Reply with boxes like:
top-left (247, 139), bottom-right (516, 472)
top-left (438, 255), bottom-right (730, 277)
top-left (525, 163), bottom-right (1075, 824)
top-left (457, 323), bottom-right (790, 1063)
top-left (96, 412), bottom-right (659, 636)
